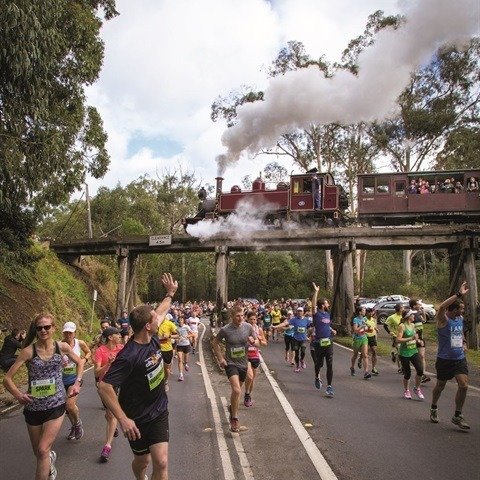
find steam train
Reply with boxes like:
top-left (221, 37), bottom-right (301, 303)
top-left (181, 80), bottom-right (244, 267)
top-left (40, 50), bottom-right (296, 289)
top-left (184, 169), bottom-right (480, 228)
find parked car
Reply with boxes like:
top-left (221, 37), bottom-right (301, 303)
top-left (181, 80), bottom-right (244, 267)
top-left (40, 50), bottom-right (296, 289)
top-left (373, 300), bottom-right (435, 324)
top-left (363, 294), bottom-right (410, 311)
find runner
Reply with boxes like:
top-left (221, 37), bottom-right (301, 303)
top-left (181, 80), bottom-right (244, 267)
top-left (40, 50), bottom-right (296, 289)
top-left (365, 308), bottom-right (379, 375)
top-left (212, 305), bottom-right (258, 432)
top-left (94, 326), bottom-right (124, 462)
top-left (98, 272), bottom-right (178, 480)
top-left (118, 310), bottom-right (131, 344)
top-left (430, 281), bottom-right (470, 429)
top-left (396, 310), bottom-right (425, 400)
top-left (186, 308), bottom-right (200, 355)
top-left (283, 310), bottom-right (295, 365)
top-left (157, 313), bottom-right (178, 390)
top-left (384, 303), bottom-right (404, 373)
top-left (273, 306), bottom-right (311, 373)
top-left (350, 306), bottom-right (371, 379)
top-left (244, 311), bottom-right (267, 407)
top-left (176, 316), bottom-right (193, 381)
top-left (3, 313), bottom-right (84, 480)
top-left (409, 298), bottom-right (430, 383)
top-left (270, 303), bottom-right (282, 342)
top-left (61, 321), bottom-right (91, 440)
top-left (311, 284), bottom-right (336, 396)
top-left (261, 305), bottom-right (272, 342)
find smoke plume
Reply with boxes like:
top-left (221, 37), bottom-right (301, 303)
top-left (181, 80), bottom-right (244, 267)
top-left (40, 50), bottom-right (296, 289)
top-left (216, 0), bottom-right (479, 175)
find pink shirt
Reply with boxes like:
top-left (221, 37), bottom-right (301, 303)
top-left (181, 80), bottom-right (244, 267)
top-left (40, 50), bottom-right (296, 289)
top-left (94, 344), bottom-right (124, 381)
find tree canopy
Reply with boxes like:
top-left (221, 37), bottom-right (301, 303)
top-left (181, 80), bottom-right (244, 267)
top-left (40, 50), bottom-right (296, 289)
top-left (0, 0), bottom-right (118, 249)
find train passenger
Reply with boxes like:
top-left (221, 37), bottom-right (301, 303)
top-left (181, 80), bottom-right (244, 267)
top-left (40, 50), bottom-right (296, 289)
top-left (455, 181), bottom-right (464, 193)
top-left (408, 179), bottom-right (418, 194)
top-left (467, 176), bottom-right (479, 191)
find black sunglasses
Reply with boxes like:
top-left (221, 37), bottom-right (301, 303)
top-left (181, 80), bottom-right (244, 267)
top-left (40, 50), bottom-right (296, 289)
top-left (36, 325), bottom-right (53, 332)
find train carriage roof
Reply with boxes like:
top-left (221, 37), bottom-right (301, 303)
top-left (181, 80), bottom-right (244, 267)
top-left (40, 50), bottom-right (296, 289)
top-left (357, 169), bottom-right (479, 177)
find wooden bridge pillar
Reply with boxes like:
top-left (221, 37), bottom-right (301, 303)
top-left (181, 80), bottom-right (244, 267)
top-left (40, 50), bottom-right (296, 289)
top-left (331, 241), bottom-right (355, 334)
top-left (125, 253), bottom-right (139, 313)
top-left (215, 246), bottom-right (229, 315)
top-left (116, 247), bottom-right (129, 320)
top-left (449, 239), bottom-right (479, 349)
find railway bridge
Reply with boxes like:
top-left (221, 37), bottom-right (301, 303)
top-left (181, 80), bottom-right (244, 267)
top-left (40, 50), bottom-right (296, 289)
top-left (50, 224), bottom-right (480, 348)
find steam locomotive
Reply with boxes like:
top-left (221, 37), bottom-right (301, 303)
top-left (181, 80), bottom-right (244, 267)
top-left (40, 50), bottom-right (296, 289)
top-left (184, 168), bottom-right (480, 228)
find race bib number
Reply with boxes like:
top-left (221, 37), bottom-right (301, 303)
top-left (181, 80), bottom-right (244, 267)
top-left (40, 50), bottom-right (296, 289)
top-left (230, 346), bottom-right (245, 358)
top-left (63, 363), bottom-right (76, 375)
top-left (147, 360), bottom-right (165, 391)
top-left (320, 338), bottom-right (331, 347)
top-left (31, 378), bottom-right (56, 398)
top-left (406, 339), bottom-right (416, 350)
top-left (450, 331), bottom-right (463, 349)
top-left (297, 327), bottom-right (306, 333)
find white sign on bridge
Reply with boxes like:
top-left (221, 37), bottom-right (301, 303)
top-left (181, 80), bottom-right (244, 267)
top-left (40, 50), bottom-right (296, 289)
top-left (149, 235), bottom-right (172, 246)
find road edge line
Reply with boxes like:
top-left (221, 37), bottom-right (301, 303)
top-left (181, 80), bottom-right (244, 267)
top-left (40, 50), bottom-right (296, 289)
top-left (260, 356), bottom-right (338, 480)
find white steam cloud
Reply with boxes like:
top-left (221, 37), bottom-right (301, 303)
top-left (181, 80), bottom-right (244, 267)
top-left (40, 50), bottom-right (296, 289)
top-left (187, 197), bottom-right (297, 240)
top-left (217, 0), bottom-right (480, 175)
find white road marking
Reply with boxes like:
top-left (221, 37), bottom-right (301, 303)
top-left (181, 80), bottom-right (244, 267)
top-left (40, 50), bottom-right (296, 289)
top-left (198, 323), bottom-right (236, 480)
top-left (220, 396), bottom-right (255, 480)
top-left (260, 356), bottom-right (338, 480)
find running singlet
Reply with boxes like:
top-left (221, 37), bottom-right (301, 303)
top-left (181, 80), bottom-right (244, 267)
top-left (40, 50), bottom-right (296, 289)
top-left (365, 318), bottom-right (377, 338)
top-left (26, 342), bottom-right (66, 412)
top-left (62, 338), bottom-right (81, 385)
top-left (103, 336), bottom-right (167, 424)
top-left (271, 309), bottom-right (281, 325)
top-left (94, 344), bottom-right (124, 381)
top-left (399, 324), bottom-right (418, 357)
top-left (157, 319), bottom-right (177, 352)
top-left (313, 311), bottom-right (332, 346)
top-left (437, 316), bottom-right (465, 360)
top-left (176, 325), bottom-right (193, 347)
top-left (216, 322), bottom-right (256, 369)
top-left (289, 317), bottom-right (311, 342)
top-left (352, 316), bottom-right (367, 340)
top-left (247, 324), bottom-right (261, 360)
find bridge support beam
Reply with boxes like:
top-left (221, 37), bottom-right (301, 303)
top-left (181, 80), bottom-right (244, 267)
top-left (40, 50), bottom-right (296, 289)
top-left (125, 253), bottom-right (139, 313)
top-left (448, 239), bottom-right (479, 350)
top-left (215, 246), bottom-right (229, 316)
top-left (116, 247), bottom-right (129, 320)
top-left (331, 241), bottom-right (355, 334)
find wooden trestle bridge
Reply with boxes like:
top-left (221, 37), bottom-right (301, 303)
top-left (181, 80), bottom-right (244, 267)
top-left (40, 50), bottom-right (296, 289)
top-left (50, 224), bottom-right (480, 348)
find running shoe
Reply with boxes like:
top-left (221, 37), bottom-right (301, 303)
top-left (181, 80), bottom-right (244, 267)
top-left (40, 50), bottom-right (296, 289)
top-left (451, 414), bottom-right (470, 430)
top-left (74, 420), bottom-right (84, 440)
top-left (230, 417), bottom-right (240, 433)
top-left (391, 351), bottom-right (397, 363)
top-left (371, 368), bottom-right (379, 375)
top-left (100, 444), bottom-right (112, 463)
top-left (67, 425), bottom-right (76, 440)
top-left (430, 408), bottom-right (439, 423)
top-left (421, 375), bottom-right (431, 384)
top-left (294, 367), bottom-right (301, 373)
top-left (113, 427), bottom-right (119, 437)
top-left (363, 372), bottom-right (372, 380)
top-left (244, 395), bottom-right (253, 407)
top-left (350, 367), bottom-right (355, 376)
top-left (314, 378), bottom-right (322, 390)
top-left (301, 361), bottom-right (307, 369)
top-left (178, 373), bottom-right (184, 381)
top-left (403, 389), bottom-right (412, 400)
top-left (290, 361), bottom-right (295, 366)
top-left (413, 386), bottom-right (424, 400)
top-left (357, 357), bottom-right (362, 369)
top-left (49, 451), bottom-right (57, 480)
top-left (325, 385), bottom-right (334, 397)
top-left (184, 363), bottom-right (190, 372)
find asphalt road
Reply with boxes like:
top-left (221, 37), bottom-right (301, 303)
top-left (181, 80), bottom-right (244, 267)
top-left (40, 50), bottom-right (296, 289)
top-left (1, 322), bottom-right (479, 480)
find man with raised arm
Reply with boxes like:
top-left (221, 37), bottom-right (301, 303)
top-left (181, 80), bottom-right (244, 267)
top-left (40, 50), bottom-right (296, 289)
top-left (98, 273), bottom-right (178, 480)
top-left (430, 281), bottom-right (470, 429)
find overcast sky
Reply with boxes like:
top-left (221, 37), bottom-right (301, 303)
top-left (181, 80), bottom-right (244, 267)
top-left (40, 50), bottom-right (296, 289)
top-left (84, 0), bottom-right (403, 195)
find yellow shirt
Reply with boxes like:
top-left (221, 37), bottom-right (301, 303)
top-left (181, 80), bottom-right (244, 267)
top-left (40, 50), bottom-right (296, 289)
top-left (157, 320), bottom-right (177, 352)
top-left (365, 318), bottom-right (377, 337)
top-left (385, 313), bottom-right (402, 336)
top-left (271, 308), bottom-right (282, 325)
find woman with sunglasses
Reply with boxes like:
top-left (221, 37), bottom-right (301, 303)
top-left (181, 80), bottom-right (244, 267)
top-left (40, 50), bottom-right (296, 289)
top-left (3, 313), bottom-right (84, 480)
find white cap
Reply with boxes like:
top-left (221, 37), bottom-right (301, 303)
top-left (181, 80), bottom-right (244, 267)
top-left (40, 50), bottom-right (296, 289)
top-left (296, 307), bottom-right (304, 312)
top-left (402, 309), bottom-right (417, 318)
top-left (63, 321), bottom-right (76, 333)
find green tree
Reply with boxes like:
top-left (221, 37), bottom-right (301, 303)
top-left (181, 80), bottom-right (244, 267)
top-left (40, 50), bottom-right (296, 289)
top-left (0, 0), bottom-right (118, 249)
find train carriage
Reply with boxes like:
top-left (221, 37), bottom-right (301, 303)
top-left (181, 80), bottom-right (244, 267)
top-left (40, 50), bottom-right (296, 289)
top-left (357, 169), bottom-right (480, 225)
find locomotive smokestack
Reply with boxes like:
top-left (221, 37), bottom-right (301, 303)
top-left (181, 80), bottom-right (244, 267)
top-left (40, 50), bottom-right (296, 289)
top-left (215, 177), bottom-right (224, 197)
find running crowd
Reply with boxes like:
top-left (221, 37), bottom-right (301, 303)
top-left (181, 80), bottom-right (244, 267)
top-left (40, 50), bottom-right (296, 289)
top-left (1, 274), bottom-right (473, 479)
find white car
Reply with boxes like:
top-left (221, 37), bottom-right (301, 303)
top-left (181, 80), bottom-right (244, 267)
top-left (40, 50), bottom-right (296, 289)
top-left (362, 295), bottom-right (410, 310)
